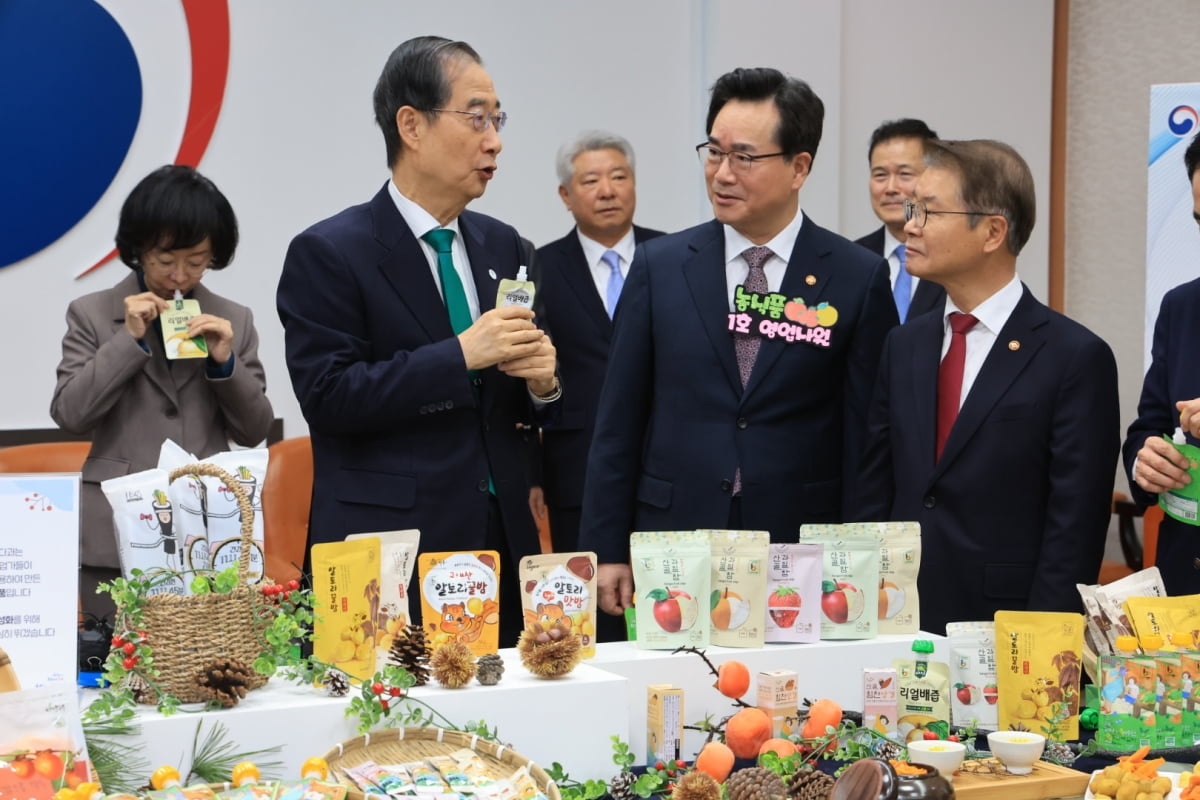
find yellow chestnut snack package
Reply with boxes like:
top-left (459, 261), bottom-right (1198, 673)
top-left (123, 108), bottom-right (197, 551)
top-left (519, 552), bottom-right (598, 658)
top-left (994, 610), bottom-right (1084, 740)
top-left (312, 537), bottom-right (380, 682)
top-left (419, 550), bottom-right (502, 656)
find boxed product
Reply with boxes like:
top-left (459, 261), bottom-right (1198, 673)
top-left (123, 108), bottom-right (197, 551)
top-left (646, 684), bottom-right (683, 765)
top-left (757, 669), bottom-right (798, 738)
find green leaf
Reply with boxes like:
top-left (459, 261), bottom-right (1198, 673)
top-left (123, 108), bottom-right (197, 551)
top-left (632, 773), bottom-right (663, 798)
top-left (644, 588), bottom-right (669, 602)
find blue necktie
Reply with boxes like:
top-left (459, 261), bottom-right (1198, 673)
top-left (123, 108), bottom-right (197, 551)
top-left (602, 249), bottom-right (623, 318)
top-left (893, 243), bottom-right (911, 322)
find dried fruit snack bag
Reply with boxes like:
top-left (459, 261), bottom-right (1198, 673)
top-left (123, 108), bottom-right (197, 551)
top-left (798, 527), bottom-right (880, 639)
top-left (765, 543), bottom-right (823, 643)
top-left (848, 522), bottom-right (921, 634)
top-left (419, 550), bottom-right (501, 656)
top-left (945, 621), bottom-right (998, 729)
top-left (892, 639), bottom-right (952, 742)
top-left (101, 469), bottom-right (190, 595)
top-left (1094, 567), bottom-right (1167, 648)
top-left (312, 537), bottom-right (380, 682)
top-left (703, 529), bottom-right (769, 647)
top-left (202, 448), bottom-right (269, 583)
top-left (519, 552), bottom-right (598, 657)
top-left (347, 529), bottom-right (421, 663)
top-left (630, 531), bottom-right (711, 650)
top-left (994, 610), bottom-right (1084, 740)
top-left (157, 439), bottom-right (210, 571)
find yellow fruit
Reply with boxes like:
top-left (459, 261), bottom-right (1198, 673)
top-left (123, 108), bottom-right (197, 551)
top-left (1016, 699), bottom-right (1038, 718)
top-left (815, 305), bottom-right (838, 326)
top-left (335, 641), bottom-right (356, 661)
top-left (351, 628), bottom-right (366, 645)
top-left (377, 633), bottom-right (394, 651)
top-left (580, 621), bottom-right (595, 637)
top-left (177, 339), bottom-right (204, 356)
top-left (339, 628), bottom-right (353, 641)
top-left (354, 641), bottom-right (373, 660)
top-left (387, 617), bottom-right (406, 636)
top-left (1032, 690), bottom-right (1050, 707)
top-left (467, 597), bottom-right (484, 615)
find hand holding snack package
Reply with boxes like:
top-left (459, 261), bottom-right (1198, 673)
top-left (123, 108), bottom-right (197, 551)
top-left (346, 529), bottom-right (421, 664)
top-left (519, 552), bottom-right (598, 657)
top-left (994, 610), bottom-right (1085, 740)
top-left (419, 551), bottom-right (502, 656)
top-left (1159, 427), bottom-right (1200, 525)
top-left (702, 530), bottom-right (769, 648)
top-left (630, 531), bottom-right (711, 650)
top-left (312, 538), bottom-right (380, 682)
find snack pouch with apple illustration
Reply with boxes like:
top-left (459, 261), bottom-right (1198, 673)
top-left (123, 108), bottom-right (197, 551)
top-left (844, 522), bottom-right (921, 635)
top-left (312, 537), bottom-right (380, 683)
top-left (419, 550), bottom-right (502, 656)
top-left (346, 529), bottom-right (421, 664)
top-left (945, 620), bottom-right (998, 729)
top-left (994, 610), bottom-right (1084, 740)
top-left (630, 531), bottom-right (711, 650)
top-left (765, 543), bottom-right (823, 643)
top-left (519, 552), bottom-right (598, 658)
top-left (892, 639), bottom-right (952, 742)
top-left (798, 525), bottom-right (879, 639)
top-left (702, 529), bottom-right (769, 647)
top-left (0, 684), bottom-right (92, 800)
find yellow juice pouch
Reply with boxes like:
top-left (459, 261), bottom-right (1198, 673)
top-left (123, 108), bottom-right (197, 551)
top-left (994, 610), bottom-right (1084, 739)
top-left (346, 529), bottom-right (421, 663)
top-left (702, 529), bottom-right (769, 648)
top-left (311, 537), bottom-right (380, 682)
top-left (160, 295), bottom-right (208, 359)
top-left (519, 552), bottom-right (597, 657)
top-left (419, 550), bottom-right (501, 656)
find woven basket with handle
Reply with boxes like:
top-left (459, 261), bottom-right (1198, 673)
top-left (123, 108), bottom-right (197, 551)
top-left (322, 727), bottom-right (561, 800)
top-left (126, 463), bottom-right (269, 704)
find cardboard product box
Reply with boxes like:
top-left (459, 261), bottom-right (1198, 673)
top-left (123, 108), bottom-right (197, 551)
top-left (1096, 653), bottom-right (1143, 752)
top-left (756, 669), bottom-right (798, 737)
top-left (1179, 651), bottom-right (1200, 746)
top-left (1155, 655), bottom-right (1184, 749)
top-left (646, 685), bottom-right (684, 765)
top-left (863, 667), bottom-right (898, 737)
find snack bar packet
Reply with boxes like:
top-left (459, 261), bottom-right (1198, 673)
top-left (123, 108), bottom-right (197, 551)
top-left (703, 529), bottom-right (769, 648)
top-left (402, 760), bottom-right (448, 793)
top-left (945, 620), bottom-right (998, 729)
top-left (519, 552), bottom-right (598, 657)
top-left (312, 537), bottom-right (380, 682)
top-left (630, 531), bottom-right (711, 650)
top-left (994, 610), bottom-right (1085, 740)
top-left (765, 543), bottom-right (823, 643)
top-left (798, 525), bottom-right (880, 639)
top-left (347, 529), bottom-right (421, 663)
top-left (101, 469), bottom-right (189, 594)
top-left (849, 522), bottom-right (922, 634)
top-left (344, 761), bottom-right (411, 797)
top-left (449, 749), bottom-right (501, 789)
top-left (893, 639), bottom-right (952, 742)
top-left (427, 755), bottom-right (471, 791)
top-left (202, 448), bottom-right (268, 583)
top-left (419, 550), bottom-right (502, 655)
top-left (1093, 567), bottom-right (1167, 648)
top-left (156, 439), bottom-right (210, 571)
top-left (1123, 594), bottom-right (1200, 643)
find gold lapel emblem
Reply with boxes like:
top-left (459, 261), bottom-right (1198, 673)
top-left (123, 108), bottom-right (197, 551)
top-left (1008, 340), bottom-right (1020, 351)
top-left (805, 274), bottom-right (817, 286)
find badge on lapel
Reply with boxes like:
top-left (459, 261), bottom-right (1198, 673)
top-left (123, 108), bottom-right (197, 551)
top-left (727, 285), bottom-right (837, 347)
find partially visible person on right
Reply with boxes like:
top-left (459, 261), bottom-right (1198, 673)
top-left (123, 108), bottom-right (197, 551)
top-left (1123, 130), bottom-right (1200, 596)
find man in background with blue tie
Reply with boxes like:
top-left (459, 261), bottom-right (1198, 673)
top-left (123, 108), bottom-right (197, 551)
top-left (854, 119), bottom-right (945, 322)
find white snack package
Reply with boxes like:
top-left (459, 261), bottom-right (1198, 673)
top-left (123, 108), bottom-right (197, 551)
top-left (199, 448), bottom-right (269, 582)
top-left (156, 439), bottom-right (210, 571)
top-left (100, 469), bottom-right (188, 595)
top-left (346, 529), bottom-right (421, 662)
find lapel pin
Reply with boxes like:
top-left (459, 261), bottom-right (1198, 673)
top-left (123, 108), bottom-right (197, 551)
top-left (488, 269), bottom-right (497, 280)
top-left (805, 274), bottom-right (817, 286)
top-left (1008, 340), bottom-right (1020, 351)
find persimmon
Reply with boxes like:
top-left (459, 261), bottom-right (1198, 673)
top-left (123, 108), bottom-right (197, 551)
top-left (694, 741), bottom-right (736, 783)
top-left (726, 707), bottom-right (773, 759)
top-left (800, 698), bottom-right (843, 739)
top-left (715, 660), bottom-right (751, 699)
top-left (758, 737), bottom-right (797, 758)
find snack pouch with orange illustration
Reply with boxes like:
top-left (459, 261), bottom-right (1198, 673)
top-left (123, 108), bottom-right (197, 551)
top-left (702, 529), bottom-right (769, 648)
top-left (519, 552), bottom-right (598, 657)
top-left (994, 610), bottom-right (1084, 740)
top-left (630, 531), bottom-right (711, 650)
top-left (945, 620), bottom-right (998, 729)
top-left (765, 543), bottom-right (823, 643)
top-left (0, 684), bottom-right (93, 800)
top-left (798, 526), bottom-right (880, 639)
top-left (312, 538), bottom-right (379, 682)
top-left (847, 522), bottom-right (921, 635)
top-left (347, 529), bottom-right (421, 663)
top-left (419, 550), bottom-right (501, 656)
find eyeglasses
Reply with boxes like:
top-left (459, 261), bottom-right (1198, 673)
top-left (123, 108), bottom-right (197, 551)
top-left (696, 144), bottom-right (787, 173)
top-left (904, 199), bottom-right (1001, 229)
top-left (431, 108), bottom-right (508, 133)
top-left (140, 252), bottom-right (211, 277)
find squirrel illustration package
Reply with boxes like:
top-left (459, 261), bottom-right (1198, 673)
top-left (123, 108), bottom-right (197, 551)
top-left (312, 538), bottom-right (380, 682)
top-left (994, 610), bottom-right (1084, 740)
top-left (630, 531), bottom-right (711, 650)
top-left (519, 552), bottom-right (598, 658)
top-left (419, 550), bottom-right (501, 656)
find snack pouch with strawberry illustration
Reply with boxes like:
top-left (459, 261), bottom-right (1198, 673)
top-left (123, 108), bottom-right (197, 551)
top-left (346, 529), bottom-right (421, 665)
top-left (630, 531), bottom-right (711, 650)
top-left (994, 610), bottom-right (1084, 740)
top-left (419, 550), bottom-right (502, 656)
top-left (519, 552), bottom-right (598, 658)
top-left (1159, 428), bottom-right (1200, 525)
top-left (201, 448), bottom-right (268, 583)
top-left (702, 529), bottom-right (769, 647)
top-left (945, 620), bottom-right (998, 729)
top-left (763, 543), bottom-right (822, 643)
top-left (798, 526), bottom-right (880, 639)
top-left (312, 537), bottom-right (380, 683)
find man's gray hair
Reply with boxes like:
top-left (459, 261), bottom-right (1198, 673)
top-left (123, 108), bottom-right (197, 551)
top-left (555, 130), bottom-right (636, 186)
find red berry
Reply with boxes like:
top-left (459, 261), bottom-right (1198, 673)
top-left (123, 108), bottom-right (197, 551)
top-left (948, 734), bottom-right (959, 743)
top-left (138, 630), bottom-right (148, 640)
top-left (379, 699), bottom-right (390, 711)
top-left (111, 636), bottom-right (125, 648)
top-left (666, 770), bottom-right (676, 778)
top-left (675, 760), bottom-right (686, 768)
top-left (122, 657), bottom-right (137, 670)
top-left (922, 730), bottom-right (939, 740)
top-left (655, 762), bottom-right (664, 771)
top-left (287, 579), bottom-right (300, 591)
top-left (388, 686), bottom-right (402, 697)
top-left (371, 682), bottom-right (385, 695)
top-left (122, 642), bottom-right (136, 656)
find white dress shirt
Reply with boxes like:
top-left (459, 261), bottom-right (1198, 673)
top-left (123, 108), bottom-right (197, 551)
top-left (940, 274), bottom-right (1023, 409)
top-left (388, 180), bottom-right (481, 321)
top-left (578, 227), bottom-right (636, 304)
top-left (722, 209), bottom-right (804, 309)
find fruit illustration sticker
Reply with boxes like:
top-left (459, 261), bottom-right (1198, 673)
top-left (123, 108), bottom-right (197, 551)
top-left (798, 527), bottom-right (880, 639)
top-left (630, 531), bottom-right (711, 650)
top-left (727, 286), bottom-right (837, 348)
top-left (419, 550), bottom-right (501, 657)
top-left (994, 610), bottom-right (1084, 740)
top-left (703, 530), bottom-right (768, 648)
top-left (945, 620), bottom-right (998, 729)
top-left (160, 296), bottom-right (208, 359)
top-left (311, 537), bottom-right (380, 683)
top-left (519, 552), bottom-right (598, 658)
top-left (765, 543), bottom-right (823, 643)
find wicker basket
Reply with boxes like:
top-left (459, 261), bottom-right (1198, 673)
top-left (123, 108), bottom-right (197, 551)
top-left (126, 463), bottom-right (269, 704)
top-left (322, 728), bottom-right (561, 800)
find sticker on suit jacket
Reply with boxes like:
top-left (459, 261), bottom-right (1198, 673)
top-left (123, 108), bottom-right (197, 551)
top-left (727, 285), bottom-right (837, 347)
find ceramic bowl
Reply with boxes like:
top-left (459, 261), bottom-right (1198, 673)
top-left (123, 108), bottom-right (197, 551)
top-left (905, 740), bottom-right (966, 781)
top-left (986, 730), bottom-right (1045, 774)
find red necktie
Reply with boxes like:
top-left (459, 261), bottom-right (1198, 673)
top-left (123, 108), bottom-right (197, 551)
top-left (936, 312), bottom-right (979, 460)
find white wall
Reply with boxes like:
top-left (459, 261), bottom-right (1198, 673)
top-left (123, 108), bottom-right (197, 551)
top-left (1, 0), bottom-right (1053, 439)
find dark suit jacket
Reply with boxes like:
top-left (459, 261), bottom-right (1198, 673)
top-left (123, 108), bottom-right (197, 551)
top-left (857, 286), bottom-right (1119, 633)
top-left (276, 184), bottom-right (548, 566)
top-left (534, 225), bottom-right (665, 508)
top-left (577, 216), bottom-right (897, 564)
top-left (855, 226), bottom-right (945, 321)
top-left (1122, 277), bottom-right (1200, 594)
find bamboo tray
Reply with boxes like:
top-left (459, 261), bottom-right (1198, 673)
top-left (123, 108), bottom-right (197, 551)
top-left (953, 758), bottom-right (1091, 800)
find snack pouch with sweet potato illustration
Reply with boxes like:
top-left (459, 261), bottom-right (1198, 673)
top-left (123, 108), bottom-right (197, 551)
top-left (994, 610), bottom-right (1084, 739)
top-left (519, 552), bottom-right (598, 657)
top-left (312, 537), bottom-right (380, 683)
top-left (419, 550), bottom-right (501, 656)
top-left (702, 529), bottom-right (769, 648)
top-left (630, 531), bottom-right (710, 650)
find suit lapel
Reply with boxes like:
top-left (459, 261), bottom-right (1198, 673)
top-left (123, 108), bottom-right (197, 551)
top-left (370, 187), bottom-right (455, 342)
top-left (681, 222), bottom-right (742, 396)
top-left (460, 212), bottom-right (502, 315)
top-left (907, 315), bottom-right (943, 475)
top-left (558, 232), bottom-right (612, 338)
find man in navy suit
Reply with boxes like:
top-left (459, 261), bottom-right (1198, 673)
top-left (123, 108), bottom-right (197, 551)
top-left (1124, 130), bottom-right (1200, 595)
top-left (857, 139), bottom-right (1119, 634)
top-left (578, 68), bottom-right (898, 620)
top-left (276, 36), bottom-right (559, 643)
top-left (854, 119), bottom-right (945, 322)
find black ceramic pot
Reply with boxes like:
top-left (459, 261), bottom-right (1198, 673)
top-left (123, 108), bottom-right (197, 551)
top-left (831, 758), bottom-right (955, 800)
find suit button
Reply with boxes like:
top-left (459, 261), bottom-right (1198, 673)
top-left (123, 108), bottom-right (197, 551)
top-left (736, 418), bottom-right (748, 430)
top-left (720, 479), bottom-right (732, 492)
top-left (435, 401), bottom-right (445, 411)
top-left (477, 480), bottom-right (489, 492)
top-left (923, 495), bottom-right (936, 509)
top-left (418, 405), bottom-right (427, 414)
top-left (165, 406), bottom-right (178, 419)
top-left (473, 377), bottom-right (483, 387)
top-left (446, 400), bottom-right (454, 410)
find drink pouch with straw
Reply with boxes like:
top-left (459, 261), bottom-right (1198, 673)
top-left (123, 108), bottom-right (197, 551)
top-left (1159, 426), bottom-right (1200, 525)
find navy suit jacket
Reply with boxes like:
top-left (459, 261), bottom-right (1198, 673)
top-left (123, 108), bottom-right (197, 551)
top-left (855, 226), bottom-right (945, 321)
top-left (276, 184), bottom-right (546, 565)
top-left (578, 216), bottom-right (898, 564)
top-left (534, 225), bottom-right (665, 507)
top-left (1122, 277), bottom-right (1200, 594)
top-left (856, 286), bottom-right (1119, 633)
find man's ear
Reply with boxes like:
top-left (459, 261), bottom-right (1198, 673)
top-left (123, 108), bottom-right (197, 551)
top-left (790, 152), bottom-right (813, 191)
top-left (396, 106), bottom-right (422, 149)
top-left (980, 214), bottom-right (1010, 254)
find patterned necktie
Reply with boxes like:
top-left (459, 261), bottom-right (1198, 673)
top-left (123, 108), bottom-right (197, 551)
top-left (602, 249), bottom-right (623, 318)
top-left (735, 246), bottom-right (772, 387)
top-left (936, 312), bottom-right (979, 460)
top-left (893, 243), bottom-right (911, 322)
top-left (420, 228), bottom-right (472, 334)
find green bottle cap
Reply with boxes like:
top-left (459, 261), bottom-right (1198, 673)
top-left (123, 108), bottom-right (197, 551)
top-left (912, 639), bottom-right (935, 654)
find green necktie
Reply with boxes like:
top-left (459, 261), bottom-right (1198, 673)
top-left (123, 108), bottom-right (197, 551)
top-left (421, 228), bottom-right (473, 334)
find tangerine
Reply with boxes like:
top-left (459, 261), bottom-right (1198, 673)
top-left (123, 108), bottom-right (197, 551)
top-left (694, 741), bottom-right (735, 783)
top-left (715, 660), bottom-right (751, 699)
top-left (758, 738), bottom-right (797, 758)
top-left (726, 707), bottom-right (773, 759)
top-left (800, 698), bottom-right (843, 739)
top-left (33, 751), bottom-right (64, 781)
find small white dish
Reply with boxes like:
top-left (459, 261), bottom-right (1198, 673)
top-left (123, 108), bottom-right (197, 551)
top-left (906, 739), bottom-right (966, 782)
top-left (986, 730), bottom-right (1045, 775)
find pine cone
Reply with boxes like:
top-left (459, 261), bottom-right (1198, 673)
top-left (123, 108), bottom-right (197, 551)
top-left (1045, 740), bottom-right (1076, 766)
top-left (323, 668), bottom-right (351, 697)
top-left (672, 770), bottom-right (721, 800)
top-left (388, 623), bottom-right (432, 686)
top-left (786, 767), bottom-right (834, 800)
top-left (726, 768), bottom-right (787, 800)
top-left (194, 658), bottom-right (253, 707)
top-left (608, 772), bottom-right (638, 800)
top-left (476, 653), bottom-right (505, 686)
top-left (517, 621), bottom-right (582, 679)
top-left (430, 640), bottom-right (477, 688)
top-left (872, 739), bottom-right (904, 762)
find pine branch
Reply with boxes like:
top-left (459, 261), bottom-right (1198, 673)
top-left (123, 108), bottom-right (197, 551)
top-left (185, 719), bottom-right (283, 784)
